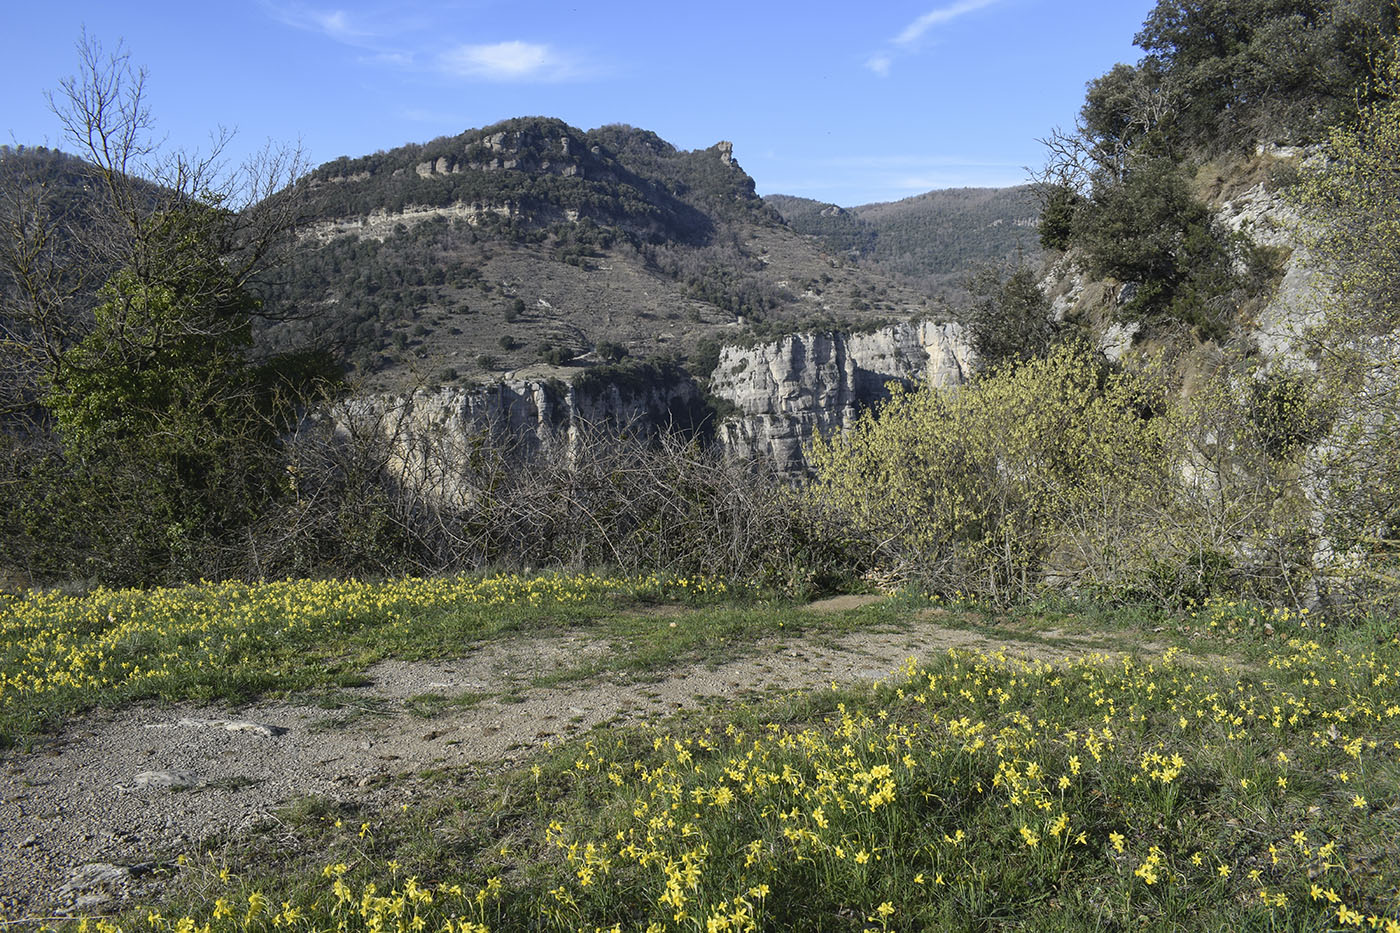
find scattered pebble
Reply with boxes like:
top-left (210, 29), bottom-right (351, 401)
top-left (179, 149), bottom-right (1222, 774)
top-left (132, 770), bottom-right (200, 789)
top-left (178, 718), bottom-right (285, 737)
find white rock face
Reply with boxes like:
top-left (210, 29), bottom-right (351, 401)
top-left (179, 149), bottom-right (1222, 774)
top-left (339, 373), bottom-right (707, 498)
top-left (708, 321), bottom-right (974, 473)
top-left (343, 322), bottom-right (973, 487)
top-left (303, 201), bottom-right (519, 243)
top-left (1215, 176), bottom-right (1328, 369)
top-left (1099, 322), bottom-right (1141, 363)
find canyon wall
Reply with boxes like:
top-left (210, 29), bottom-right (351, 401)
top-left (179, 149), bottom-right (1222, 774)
top-left (349, 319), bottom-right (975, 481)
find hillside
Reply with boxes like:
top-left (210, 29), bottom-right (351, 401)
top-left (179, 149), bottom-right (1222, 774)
top-left (255, 118), bottom-right (948, 390)
top-left (766, 186), bottom-right (1041, 297)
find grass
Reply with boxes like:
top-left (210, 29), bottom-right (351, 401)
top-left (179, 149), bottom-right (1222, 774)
top-left (7, 576), bottom-right (1400, 931)
top-left (132, 631), bottom-right (1400, 932)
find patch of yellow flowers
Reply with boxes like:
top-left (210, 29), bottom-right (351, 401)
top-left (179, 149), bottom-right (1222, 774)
top-left (55, 632), bottom-right (1400, 931)
top-left (0, 573), bottom-right (726, 725)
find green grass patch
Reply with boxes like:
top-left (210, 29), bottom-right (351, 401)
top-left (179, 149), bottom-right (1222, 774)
top-left (0, 575), bottom-right (946, 746)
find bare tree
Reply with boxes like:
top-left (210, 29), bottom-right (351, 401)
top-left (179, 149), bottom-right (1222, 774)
top-left (0, 32), bottom-right (308, 408)
top-left (1028, 122), bottom-right (1101, 201)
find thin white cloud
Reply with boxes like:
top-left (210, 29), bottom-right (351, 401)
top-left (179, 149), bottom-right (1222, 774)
top-left (360, 50), bottom-right (416, 68)
top-left (260, 1), bottom-right (432, 61)
top-left (893, 0), bottom-right (1003, 46)
top-left (866, 0), bottom-right (1005, 75)
top-left (262, 2), bottom-right (375, 43)
top-left (438, 41), bottom-right (585, 82)
top-left (313, 10), bottom-right (356, 39)
top-left (261, 3), bottom-right (600, 84)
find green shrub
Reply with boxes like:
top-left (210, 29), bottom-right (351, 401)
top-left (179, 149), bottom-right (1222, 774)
top-left (1073, 159), bottom-right (1253, 340)
top-left (807, 346), bottom-right (1169, 602)
top-left (1037, 184), bottom-right (1082, 250)
top-left (961, 263), bottom-right (1060, 368)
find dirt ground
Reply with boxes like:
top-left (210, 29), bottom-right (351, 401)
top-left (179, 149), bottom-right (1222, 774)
top-left (0, 603), bottom-right (1129, 921)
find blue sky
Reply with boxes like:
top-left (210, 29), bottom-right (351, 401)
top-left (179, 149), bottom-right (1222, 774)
top-left (3, 0), bottom-right (1157, 207)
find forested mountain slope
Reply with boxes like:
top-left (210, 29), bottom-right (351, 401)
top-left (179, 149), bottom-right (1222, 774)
top-left (766, 186), bottom-right (1040, 296)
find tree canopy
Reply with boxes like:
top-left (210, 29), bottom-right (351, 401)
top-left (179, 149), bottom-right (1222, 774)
top-left (0, 36), bottom-right (323, 583)
top-left (1127, 0), bottom-right (1396, 152)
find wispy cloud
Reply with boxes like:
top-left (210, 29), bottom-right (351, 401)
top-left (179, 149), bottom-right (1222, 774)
top-left (437, 41), bottom-right (586, 82)
top-left (893, 0), bottom-right (1003, 45)
top-left (262, 2), bottom-right (377, 44)
top-left (262, 2), bottom-right (601, 84)
top-left (360, 50), bottom-right (416, 67)
top-left (866, 0), bottom-right (1005, 75)
top-left (865, 53), bottom-right (892, 77)
top-left (260, 1), bottom-right (433, 64)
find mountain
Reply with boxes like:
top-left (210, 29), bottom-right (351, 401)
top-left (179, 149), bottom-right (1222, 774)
top-left (0, 146), bottom-right (103, 222)
top-left (255, 117), bottom-right (950, 390)
top-left (765, 186), bottom-right (1042, 297)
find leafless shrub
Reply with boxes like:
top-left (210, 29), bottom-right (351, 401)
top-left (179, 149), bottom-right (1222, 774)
top-left (233, 407), bottom-right (840, 591)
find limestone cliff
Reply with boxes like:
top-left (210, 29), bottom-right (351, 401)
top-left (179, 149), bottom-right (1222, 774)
top-left (708, 321), bottom-right (974, 473)
top-left (347, 320), bottom-right (974, 483)
top-left (1212, 148), bottom-right (1328, 369)
top-left (340, 366), bottom-right (708, 493)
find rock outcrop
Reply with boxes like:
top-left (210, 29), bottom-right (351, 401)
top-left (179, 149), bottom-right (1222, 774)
top-left (708, 321), bottom-right (974, 473)
top-left (1214, 150), bottom-right (1328, 369)
top-left (304, 201), bottom-right (519, 243)
top-left (346, 320), bottom-right (975, 484)
top-left (340, 367), bottom-right (709, 496)
top-left (1042, 146), bottom-right (1329, 371)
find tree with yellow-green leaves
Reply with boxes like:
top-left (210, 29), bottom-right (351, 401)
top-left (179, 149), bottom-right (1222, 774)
top-left (807, 346), bottom-right (1173, 603)
top-left (807, 348), bottom-right (1338, 605)
top-left (1292, 36), bottom-right (1400, 608)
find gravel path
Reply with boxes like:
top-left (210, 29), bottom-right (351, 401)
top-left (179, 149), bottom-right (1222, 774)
top-left (0, 606), bottom-right (1112, 920)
